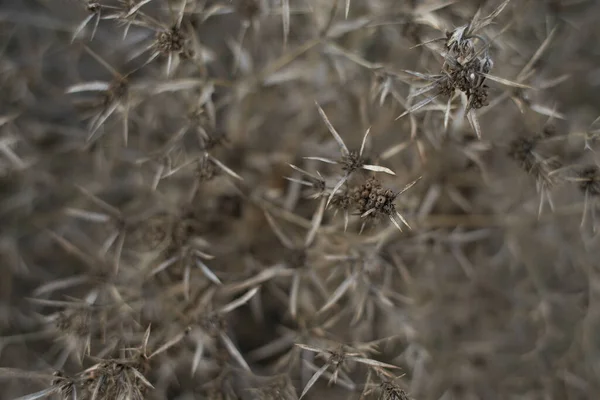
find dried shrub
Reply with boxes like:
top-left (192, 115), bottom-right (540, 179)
top-left (1, 0), bottom-right (600, 399)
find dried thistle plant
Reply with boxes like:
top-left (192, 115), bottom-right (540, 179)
top-left (308, 102), bottom-right (396, 205)
top-left (3, 0), bottom-right (600, 399)
top-left (396, 0), bottom-right (535, 138)
top-left (295, 342), bottom-right (400, 399)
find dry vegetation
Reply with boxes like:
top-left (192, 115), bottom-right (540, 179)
top-left (1, 0), bottom-right (600, 399)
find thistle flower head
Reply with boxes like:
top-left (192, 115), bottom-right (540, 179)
top-left (155, 26), bottom-right (187, 56)
top-left (351, 176), bottom-right (419, 232)
top-left (378, 381), bottom-right (411, 400)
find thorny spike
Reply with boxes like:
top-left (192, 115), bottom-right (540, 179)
top-left (326, 175), bottom-right (348, 209)
top-left (362, 165), bottom-right (396, 175)
top-left (196, 259), bottom-right (222, 285)
top-left (305, 197), bottom-right (326, 248)
top-left (83, 45), bottom-right (121, 78)
top-left (191, 340), bottom-right (204, 375)
top-left (176, 0), bottom-right (186, 28)
top-left (289, 272), bottom-right (301, 319)
top-left (219, 287), bottom-right (259, 314)
top-left (396, 95), bottom-right (440, 120)
top-left (125, 0), bottom-right (154, 18)
top-left (299, 363), bottom-right (328, 399)
top-left (72, 13), bottom-right (98, 44)
top-left (148, 327), bottom-right (191, 359)
top-left (399, 176), bottom-right (422, 195)
top-left (389, 215), bottom-right (404, 232)
top-left (359, 127), bottom-right (370, 158)
top-left (304, 156), bottom-right (338, 164)
top-left (467, 110), bottom-right (482, 139)
top-left (13, 387), bottom-right (59, 400)
top-left (206, 153), bottom-right (243, 181)
top-left (264, 212), bottom-right (295, 249)
top-left (282, 0), bottom-right (290, 48)
top-left (468, 0), bottom-right (512, 35)
top-left (219, 332), bottom-right (251, 371)
top-left (63, 208), bottom-right (110, 223)
top-left (315, 101), bottom-right (349, 155)
top-left (318, 272), bottom-right (356, 314)
top-left (142, 325), bottom-right (152, 356)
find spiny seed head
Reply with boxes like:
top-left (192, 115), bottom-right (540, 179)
top-left (578, 165), bottom-right (600, 196)
top-left (103, 78), bottom-right (128, 107)
top-left (507, 136), bottom-right (560, 188)
top-left (201, 313), bottom-right (226, 337)
top-left (482, 55), bottom-right (494, 72)
top-left (379, 382), bottom-right (410, 400)
top-left (508, 137), bottom-right (537, 169)
top-left (197, 158), bottom-right (219, 182)
top-left (450, 59), bottom-right (482, 92)
top-left (129, 214), bottom-right (173, 252)
top-left (327, 347), bottom-right (347, 366)
top-left (447, 57), bottom-right (491, 99)
top-left (251, 375), bottom-right (298, 400)
top-left (170, 217), bottom-right (199, 249)
top-left (51, 371), bottom-right (76, 396)
top-left (441, 27), bottom-right (494, 109)
top-left (53, 380), bottom-right (76, 399)
top-left (468, 85), bottom-right (490, 110)
top-left (56, 310), bottom-right (91, 337)
top-left (201, 132), bottom-right (229, 151)
top-left (285, 247), bottom-right (307, 269)
top-left (352, 177), bottom-right (398, 219)
top-left (310, 178), bottom-right (327, 198)
top-left (156, 27), bottom-right (187, 55)
top-left (142, 218), bottom-right (171, 248)
top-left (340, 151), bottom-right (365, 173)
top-left (329, 192), bottom-right (352, 210)
top-left (82, 361), bottom-right (150, 399)
top-left (87, 2), bottom-right (101, 13)
top-left (436, 76), bottom-right (455, 97)
top-left (446, 27), bottom-right (476, 59)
